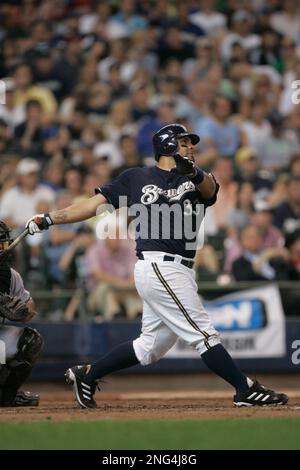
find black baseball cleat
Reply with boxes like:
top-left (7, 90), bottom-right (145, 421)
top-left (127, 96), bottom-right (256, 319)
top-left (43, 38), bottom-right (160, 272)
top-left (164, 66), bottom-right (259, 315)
top-left (0, 390), bottom-right (39, 407)
top-left (233, 380), bottom-right (289, 407)
top-left (65, 365), bottom-right (98, 409)
top-left (13, 390), bottom-right (39, 407)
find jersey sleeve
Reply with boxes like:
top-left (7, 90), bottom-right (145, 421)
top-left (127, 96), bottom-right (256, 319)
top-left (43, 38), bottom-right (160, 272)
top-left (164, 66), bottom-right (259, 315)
top-left (95, 169), bottom-right (135, 209)
top-left (9, 268), bottom-right (31, 303)
top-left (197, 173), bottom-right (220, 207)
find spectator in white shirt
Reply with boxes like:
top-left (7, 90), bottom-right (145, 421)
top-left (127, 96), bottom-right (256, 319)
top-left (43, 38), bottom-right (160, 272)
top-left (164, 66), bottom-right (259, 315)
top-left (0, 158), bottom-right (55, 228)
top-left (270, 0), bottom-right (300, 43)
top-left (189, 0), bottom-right (226, 36)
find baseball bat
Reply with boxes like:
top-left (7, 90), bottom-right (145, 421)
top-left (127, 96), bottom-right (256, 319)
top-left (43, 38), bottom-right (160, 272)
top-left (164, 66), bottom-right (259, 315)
top-left (0, 228), bottom-right (29, 262)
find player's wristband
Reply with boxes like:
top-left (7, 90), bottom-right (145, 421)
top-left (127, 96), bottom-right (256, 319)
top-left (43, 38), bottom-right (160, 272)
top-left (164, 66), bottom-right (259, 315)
top-left (44, 213), bottom-right (54, 227)
top-left (190, 167), bottom-right (204, 185)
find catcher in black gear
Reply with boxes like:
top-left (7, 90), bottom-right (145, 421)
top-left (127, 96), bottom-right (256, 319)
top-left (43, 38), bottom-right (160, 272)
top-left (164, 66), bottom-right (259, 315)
top-left (0, 221), bottom-right (43, 407)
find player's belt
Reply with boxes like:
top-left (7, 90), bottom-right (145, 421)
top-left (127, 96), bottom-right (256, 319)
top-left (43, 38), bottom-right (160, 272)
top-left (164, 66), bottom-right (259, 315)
top-left (138, 253), bottom-right (194, 269)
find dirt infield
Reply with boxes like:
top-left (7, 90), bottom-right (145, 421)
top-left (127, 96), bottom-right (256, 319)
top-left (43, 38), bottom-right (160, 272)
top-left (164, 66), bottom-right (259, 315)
top-left (1, 374), bottom-right (300, 422)
top-left (0, 390), bottom-right (300, 422)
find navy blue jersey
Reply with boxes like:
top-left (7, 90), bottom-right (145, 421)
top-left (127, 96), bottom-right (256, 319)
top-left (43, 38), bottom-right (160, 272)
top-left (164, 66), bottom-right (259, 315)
top-left (96, 166), bottom-right (219, 259)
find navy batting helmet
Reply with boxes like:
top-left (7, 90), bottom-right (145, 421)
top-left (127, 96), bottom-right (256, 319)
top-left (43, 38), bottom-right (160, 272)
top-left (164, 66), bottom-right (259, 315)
top-left (152, 124), bottom-right (200, 161)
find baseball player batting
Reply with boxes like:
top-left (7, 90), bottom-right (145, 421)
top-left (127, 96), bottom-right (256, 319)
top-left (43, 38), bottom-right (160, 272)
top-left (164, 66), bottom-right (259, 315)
top-left (0, 221), bottom-right (43, 406)
top-left (26, 124), bottom-right (288, 409)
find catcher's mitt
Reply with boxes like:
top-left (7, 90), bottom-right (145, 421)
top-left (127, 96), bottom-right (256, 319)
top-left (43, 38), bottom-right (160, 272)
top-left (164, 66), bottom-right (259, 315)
top-left (174, 154), bottom-right (196, 176)
top-left (0, 293), bottom-right (29, 322)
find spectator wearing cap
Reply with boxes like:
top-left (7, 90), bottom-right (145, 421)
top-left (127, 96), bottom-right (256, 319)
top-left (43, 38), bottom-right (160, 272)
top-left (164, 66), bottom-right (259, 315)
top-left (232, 224), bottom-right (289, 282)
top-left (273, 175), bottom-right (300, 234)
top-left (235, 147), bottom-right (273, 195)
top-left (221, 10), bottom-right (261, 64)
top-left (225, 199), bottom-right (284, 273)
top-left (0, 158), bottom-right (55, 228)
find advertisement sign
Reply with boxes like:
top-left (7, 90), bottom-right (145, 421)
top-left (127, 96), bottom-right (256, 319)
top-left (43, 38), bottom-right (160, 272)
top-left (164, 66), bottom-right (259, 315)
top-left (166, 284), bottom-right (286, 358)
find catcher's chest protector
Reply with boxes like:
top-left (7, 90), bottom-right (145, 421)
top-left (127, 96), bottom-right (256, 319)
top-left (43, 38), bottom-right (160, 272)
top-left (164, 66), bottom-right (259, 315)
top-left (0, 266), bottom-right (11, 294)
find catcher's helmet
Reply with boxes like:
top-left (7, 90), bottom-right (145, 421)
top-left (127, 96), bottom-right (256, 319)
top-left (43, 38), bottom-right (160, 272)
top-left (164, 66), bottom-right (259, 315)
top-left (0, 221), bottom-right (12, 249)
top-left (152, 124), bottom-right (200, 161)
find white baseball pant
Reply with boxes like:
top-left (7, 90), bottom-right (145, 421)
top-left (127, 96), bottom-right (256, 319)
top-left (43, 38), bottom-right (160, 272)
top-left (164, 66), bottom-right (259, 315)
top-left (133, 252), bottom-right (220, 366)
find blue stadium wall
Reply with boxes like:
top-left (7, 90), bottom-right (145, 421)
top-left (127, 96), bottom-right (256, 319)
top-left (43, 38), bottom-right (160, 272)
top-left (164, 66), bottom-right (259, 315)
top-left (29, 319), bottom-right (300, 379)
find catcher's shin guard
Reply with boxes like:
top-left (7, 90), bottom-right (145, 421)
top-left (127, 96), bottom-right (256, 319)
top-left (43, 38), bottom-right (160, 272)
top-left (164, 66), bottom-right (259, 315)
top-left (0, 326), bottom-right (43, 406)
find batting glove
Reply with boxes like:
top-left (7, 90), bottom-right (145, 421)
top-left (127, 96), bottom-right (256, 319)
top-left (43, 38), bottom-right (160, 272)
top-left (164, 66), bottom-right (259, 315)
top-left (26, 213), bottom-right (54, 235)
top-left (174, 154), bottom-right (196, 176)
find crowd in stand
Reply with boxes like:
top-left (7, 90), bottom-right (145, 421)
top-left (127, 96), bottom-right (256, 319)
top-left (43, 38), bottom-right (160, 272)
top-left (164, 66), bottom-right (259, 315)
top-left (0, 0), bottom-right (300, 319)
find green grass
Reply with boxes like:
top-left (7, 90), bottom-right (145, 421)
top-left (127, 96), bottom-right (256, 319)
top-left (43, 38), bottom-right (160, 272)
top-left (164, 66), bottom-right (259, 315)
top-left (1, 418), bottom-right (300, 450)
